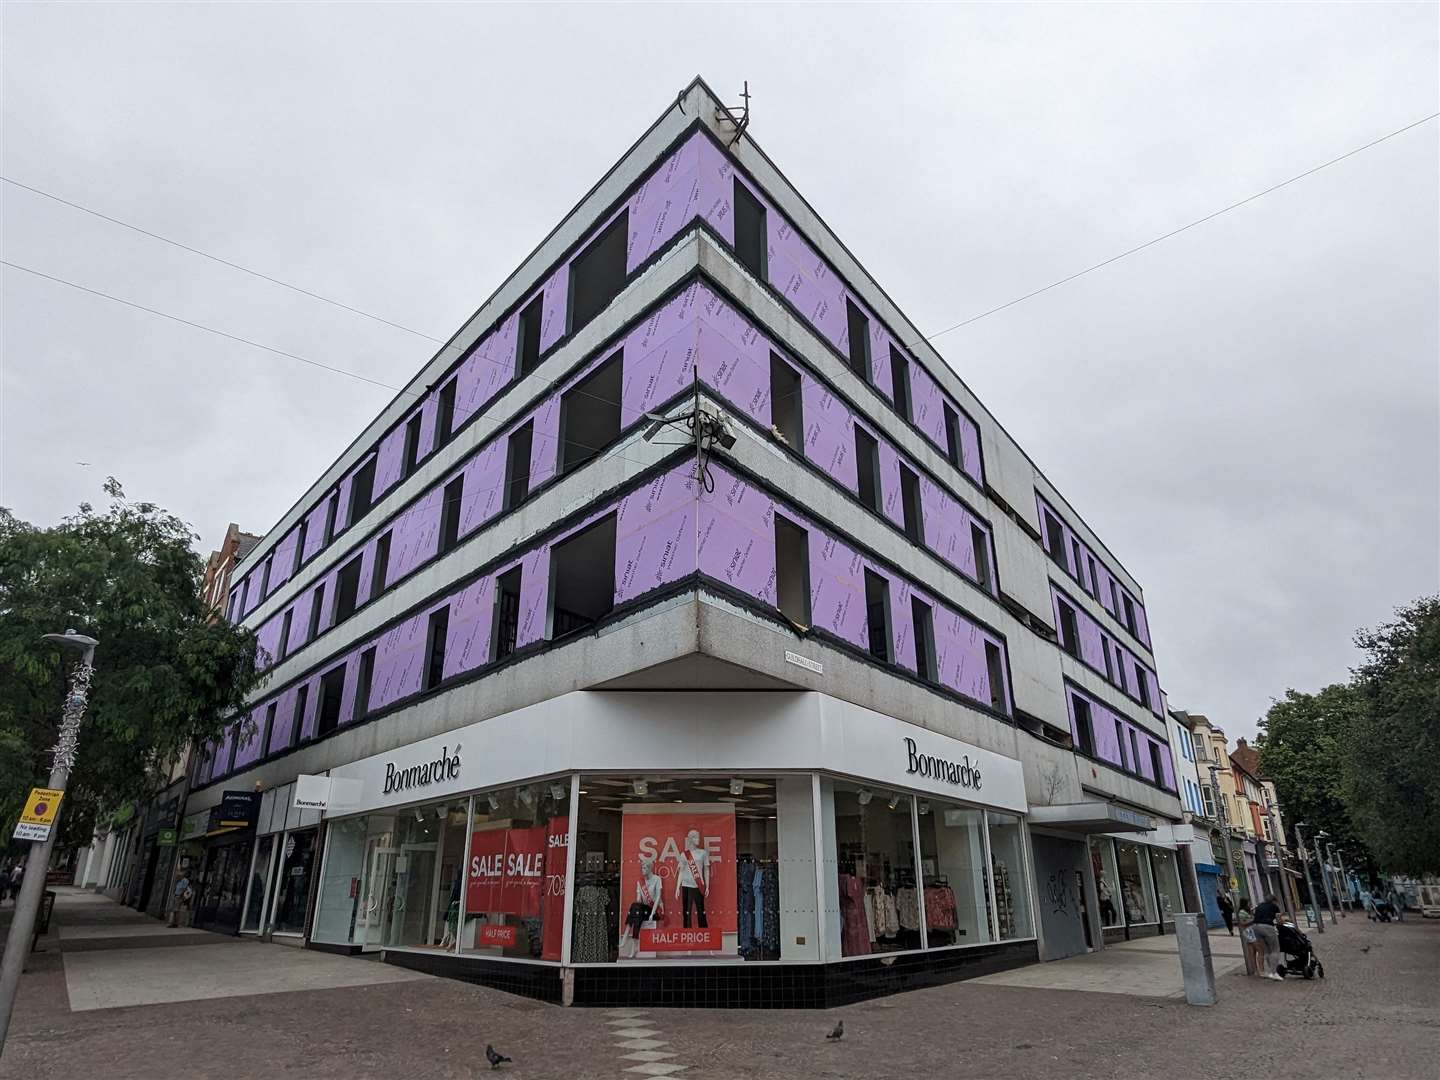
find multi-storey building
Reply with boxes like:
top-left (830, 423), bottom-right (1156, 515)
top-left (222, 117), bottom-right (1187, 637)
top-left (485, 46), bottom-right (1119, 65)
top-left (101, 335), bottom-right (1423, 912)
top-left (1166, 708), bottom-right (1224, 927)
top-left (1230, 737), bottom-right (1300, 914)
top-left (203, 523), bottom-right (263, 620)
top-left (184, 79), bottom-right (1184, 1006)
top-left (1187, 713), bottom-right (1259, 904)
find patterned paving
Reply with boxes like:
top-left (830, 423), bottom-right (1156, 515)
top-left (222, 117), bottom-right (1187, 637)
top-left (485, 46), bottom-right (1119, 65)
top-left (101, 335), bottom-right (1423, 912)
top-left (606, 1008), bottom-right (690, 1076)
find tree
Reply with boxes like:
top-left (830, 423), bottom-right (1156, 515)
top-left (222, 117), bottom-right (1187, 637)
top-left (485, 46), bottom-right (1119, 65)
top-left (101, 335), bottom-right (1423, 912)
top-left (1344, 597), bottom-right (1440, 874)
top-left (0, 480), bottom-right (261, 847)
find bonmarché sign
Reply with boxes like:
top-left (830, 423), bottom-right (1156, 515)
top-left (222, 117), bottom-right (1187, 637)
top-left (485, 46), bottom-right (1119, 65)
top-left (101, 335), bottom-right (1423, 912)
top-left (383, 744), bottom-right (461, 796)
top-left (904, 736), bottom-right (983, 792)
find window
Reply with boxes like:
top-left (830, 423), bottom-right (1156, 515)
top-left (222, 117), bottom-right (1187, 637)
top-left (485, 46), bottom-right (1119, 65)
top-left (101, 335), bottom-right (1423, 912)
top-left (1123, 594), bottom-right (1138, 636)
top-left (492, 566), bottom-right (523, 661)
top-left (435, 381), bottom-right (457, 448)
top-left (277, 609), bottom-right (293, 663)
top-left (1201, 784), bottom-right (1217, 819)
top-left (987, 811), bottom-right (1034, 939)
top-left (549, 514), bottom-right (617, 637)
top-left (1148, 741), bottom-right (1165, 786)
top-left (403, 412), bottom-right (424, 478)
top-left (890, 346), bottom-right (911, 421)
top-left (322, 493), bottom-right (338, 546)
top-left (864, 568), bottom-right (890, 662)
top-left (1071, 540), bottom-right (1085, 591)
top-left (307, 582), bottom-right (325, 642)
top-left (348, 457), bottom-right (377, 525)
top-left (1115, 841), bottom-right (1156, 924)
top-left (1135, 663), bottom-right (1151, 708)
top-left (985, 641), bottom-right (1007, 713)
top-left (971, 524), bottom-right (992, 591)
top-left (1109, 580), bottom-right (1120, 615)
top-left (916, 799), bottom-right (993, 946)
top-left (260, 702), bottom-right (278, 757)
top-left (1057, 599), bottom-right (1079, 657)
top-left (1073, 696), bottom-right (1095, 756)
top-left (439, 474), bottom-right (464, 555)
top-left (1129, 730), bottom-right (1141, 776)
top-left (828, 779), bottom-right (914, 955)
top-left (294, 520), bottom-right (308, 572)
top-left (1087, 556), bottom-right (1100, 599)
top-left (334, 555), bottom-right (363, 625)
top-left (1091, 837), bottom-right (1124, 928)
top-left (1114, 720), bottom-right (1127, 769)
top-left (371, 532), bottom-right (391, 598)
top-left (290, 685), bottom-right (308, 749)
top-left (1113, 653), bottom-right (1127, 693)
top-left (1044, 513), bottom-right (1065, 564)
top-left (769, 354), bottom-right (803, 450)
top-left (1192, 732), bottom-right (1207, 760)
top-left (516, 293), bottom-right (545, 379)
top-left (465, 784), bottom-right (569, 961)
top-left (853, 425), bottom-right (881, 512)
top-left (774, 515), bottom-right (810, 628)
top-left (845, 299), bottom-right (870, 381)
top-left (353, 646), bottom-right (376, 722)
top-left (316, 666), bottom-right (346, 737)
top-left (559, 350), bottom-right (622, 473)
top-left (911, 596), bottom-right (935, 682)
top-left (899, 465), bottom-right (923, 544)
top-left (569, 210), bottom-right (628, 333)
top-left (1101, 636), bottom-right (1114, 681)
top-left (259, 557), bottom-right (272, 601)
top-left (424, 606), bottom-right (450, 690)
top-left (505, 421), bottom-right (534, 509)
top-left (943, 403), bottom-right (963, 470)
top-left (733, 179), bottom-right (767, 278)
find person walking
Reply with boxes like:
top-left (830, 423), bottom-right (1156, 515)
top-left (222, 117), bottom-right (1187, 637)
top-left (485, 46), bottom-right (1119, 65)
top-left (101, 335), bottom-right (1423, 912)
top-left (168, 871), bottom-right (194, 928)
top-left (1216, 887), bottom-right (1235, 935)
top-left (1252, 894), bottom-right (1283, 981)
top-left (8, 862), bottom-right (23, 903)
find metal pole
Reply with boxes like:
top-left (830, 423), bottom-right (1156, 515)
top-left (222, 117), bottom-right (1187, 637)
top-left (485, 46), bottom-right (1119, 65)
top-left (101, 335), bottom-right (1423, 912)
top-left (1293, 825), bottom-right (1323, 934)
top-left (0, 636), bottom-right (97, 1053)
top-left (1327, 843), bottom-right (1348, 916)
top-left (1263, 798), bottom-right (1295, 925)
top-left (1313, 836), bottom-right (1337, 925)
top-left (1335, 848), bottom-right (1355, 914)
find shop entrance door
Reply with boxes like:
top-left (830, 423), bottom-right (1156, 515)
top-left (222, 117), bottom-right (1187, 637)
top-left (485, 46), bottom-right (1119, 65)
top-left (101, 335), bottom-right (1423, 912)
top-left (358, 838), bottom-right (397, 952)
top-left (1032, 834), bottom-right (1088, 961)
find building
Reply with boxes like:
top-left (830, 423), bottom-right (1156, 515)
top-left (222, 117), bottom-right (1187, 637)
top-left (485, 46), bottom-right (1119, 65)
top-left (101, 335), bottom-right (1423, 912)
top-left (184, 78), bottom-right (1185, 1006)
top-left (204, 523), bottom-right (263, 620)
top-left (1167, 709), bottom-right (1224, 927)
top-left (1185, 713), bottom-right (1251, 904)
top-left (1230, 737), bottom-right (1302, 915)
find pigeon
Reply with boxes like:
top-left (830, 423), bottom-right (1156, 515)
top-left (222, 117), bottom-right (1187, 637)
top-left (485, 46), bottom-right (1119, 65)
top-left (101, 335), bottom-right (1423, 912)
top-left (486, 1044), bottom-right (512, 1070)
top-left (826, 1021), bottom-right (844, 1041)
top-left (1361, 945), bottom-right (1371, 954)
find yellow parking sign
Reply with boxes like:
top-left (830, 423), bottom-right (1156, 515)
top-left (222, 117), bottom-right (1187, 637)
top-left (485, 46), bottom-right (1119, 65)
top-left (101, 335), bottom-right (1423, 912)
top-left (14, 787), bottom-right (64, 841)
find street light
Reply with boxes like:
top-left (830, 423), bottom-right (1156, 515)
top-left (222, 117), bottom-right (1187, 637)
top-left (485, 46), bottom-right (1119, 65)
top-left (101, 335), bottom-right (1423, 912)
top-left (1263, 793), bottom-right (1296, 925)
top-left (1314, 830), bottom-right (1338, 925)
top-left (1206, 763), bottom-right (1240, 901)
top-left (0, 630), bottom-right (98, 1051)
top-left (1292, 822), bottom-right (1324, 934)
top-left (1326, 841), bottom-right (1350, 917)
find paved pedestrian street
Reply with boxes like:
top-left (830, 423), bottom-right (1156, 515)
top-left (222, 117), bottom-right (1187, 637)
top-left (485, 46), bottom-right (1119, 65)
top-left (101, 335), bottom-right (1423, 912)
top-left (2, 890), bottom-right (1436, 1080)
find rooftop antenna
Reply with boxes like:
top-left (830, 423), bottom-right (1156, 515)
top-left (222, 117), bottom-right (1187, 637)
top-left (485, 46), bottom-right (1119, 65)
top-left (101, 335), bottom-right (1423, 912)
top-left (716, 81), bottom-right (751, 148)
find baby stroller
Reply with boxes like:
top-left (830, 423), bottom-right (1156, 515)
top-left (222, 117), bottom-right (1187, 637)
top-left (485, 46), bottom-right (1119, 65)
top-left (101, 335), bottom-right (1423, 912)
top-left (1275, 922), bottom-right (1324, 980)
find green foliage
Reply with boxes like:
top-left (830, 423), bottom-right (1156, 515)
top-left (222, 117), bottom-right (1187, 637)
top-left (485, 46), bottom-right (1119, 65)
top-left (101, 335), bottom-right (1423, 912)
top-left (0, 480), bottom-right (261, 846)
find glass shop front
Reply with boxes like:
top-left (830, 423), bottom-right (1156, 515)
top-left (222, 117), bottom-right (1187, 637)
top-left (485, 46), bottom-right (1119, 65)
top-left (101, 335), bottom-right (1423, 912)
top-left (1088, 835), bottom-right (1184, 936)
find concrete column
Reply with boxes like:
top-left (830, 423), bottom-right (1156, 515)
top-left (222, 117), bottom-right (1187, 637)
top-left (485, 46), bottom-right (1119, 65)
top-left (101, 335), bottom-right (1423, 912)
top-left (1175, 913), bottom-right (1217, 1006)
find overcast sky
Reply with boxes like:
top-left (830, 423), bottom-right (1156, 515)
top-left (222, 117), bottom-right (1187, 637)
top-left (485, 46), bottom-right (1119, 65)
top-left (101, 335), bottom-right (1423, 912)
top-left (3, 4), bottom-right (1436, 742)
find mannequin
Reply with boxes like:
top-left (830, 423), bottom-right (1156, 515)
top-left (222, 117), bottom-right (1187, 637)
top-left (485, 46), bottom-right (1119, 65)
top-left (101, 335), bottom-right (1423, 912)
top-left (621, 856), bottom-right (663, 958)
top-left (675, 829), bottom-right (710, 928)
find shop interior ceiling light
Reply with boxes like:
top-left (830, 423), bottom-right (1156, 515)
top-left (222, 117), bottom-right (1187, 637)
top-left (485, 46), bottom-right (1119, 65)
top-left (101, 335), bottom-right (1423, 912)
top-left (518, 787), bottom-right (534, 807)
top-left (632, 779), bottom-right (648, 796)
top-left (919, 801), bottom-right (931, 815)
top-left (487, 793), bottom-right (500, 811)
top-left (729, 778), bottom-right (746, 795)
top-left (888, 795), bottom-right (901, 810)
top-left (857, 789), bottom-right (873, 806)
top-left (549, 783), bottom-right (567, 802)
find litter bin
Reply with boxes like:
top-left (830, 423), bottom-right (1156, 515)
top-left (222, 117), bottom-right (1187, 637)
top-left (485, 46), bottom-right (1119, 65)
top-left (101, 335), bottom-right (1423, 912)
top-left (32, 889), bottom-right (57, 951)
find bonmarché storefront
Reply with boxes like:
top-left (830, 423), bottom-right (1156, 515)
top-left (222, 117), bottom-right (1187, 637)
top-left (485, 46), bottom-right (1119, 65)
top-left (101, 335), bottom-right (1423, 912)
top-left (306, 690), bottom-right (1037, 1007)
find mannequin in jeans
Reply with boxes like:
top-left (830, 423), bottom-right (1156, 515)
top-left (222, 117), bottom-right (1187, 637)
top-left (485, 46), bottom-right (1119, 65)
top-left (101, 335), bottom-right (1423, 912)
top-left (675, 829), bottom-right (711, 928)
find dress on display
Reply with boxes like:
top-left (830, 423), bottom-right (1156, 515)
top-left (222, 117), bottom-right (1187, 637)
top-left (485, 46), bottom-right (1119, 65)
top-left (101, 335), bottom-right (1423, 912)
top-left (572, 883), bottom-right (612, 963)
top-left (839, 873), bottom-right (871, 956)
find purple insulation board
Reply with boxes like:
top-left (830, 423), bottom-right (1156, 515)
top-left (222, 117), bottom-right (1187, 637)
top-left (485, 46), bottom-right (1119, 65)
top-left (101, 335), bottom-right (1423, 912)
top-left (806, 530), bottom-right (871, 651)
top-left (300, 500), bottom-right (330, 564)
top-left (213, 724), bottom-right (235, 774)
top-left (254, 617), bottom-right (283, 670)
top-left (374, 425), bottom-right (406, 497)
top-left (615, 466), bottom-right (698, 605)
top-left (919, 477), bottom-right (979, 581)
top-left (696, 283), bottom-right (770, 427)
top-left (444, 575), bottom-right (495, 680)
top-left (456, 441), bottom-right (507, 539)
top-left (698, 136), bottom-right (736, 243)
top-left (698, 469), bottom-right (777, 605)
top-left (389, 486), bottom-right (442, 582)
top-left (626, 136), bottom-right (702, 272)
top-left (802, 379), bottom-right (859, 494)
top-left (455, 313), bottom-right (518, 430)
top-left (528, 395), bottom-right (561, 491)
top-left (370, 614), bottom-right (427, 713)
top-left (866, 319), bottom-right (896, 407)
top-left (959, 415), bottom-right (982, 486)
top-left (621, 284), bottom-right (701, 427)
top-left (875, 434), bottom-right (906, 531)
top-left (515, 546), bottom-right (550, 649)
top-left (270, 527), bottom-right (300, 592)
top-left (352, 540), bottom-right (378, 610)
top-left (768, 217), bottom-right (848, 352)
top-left (232, 713), bottom-right (262, 770)
top-left (906, 363), bottom-right (948, 459)
top-left (288, 588), bottom-right (314, 652)
top-left (267, 685), bottom-right (300, 753)
top-left (932, 597), bottom-right (1001, 708)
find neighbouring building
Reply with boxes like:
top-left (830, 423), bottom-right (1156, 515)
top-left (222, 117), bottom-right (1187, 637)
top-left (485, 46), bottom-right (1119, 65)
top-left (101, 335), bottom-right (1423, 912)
top-left (204, 523), bottom-right (263, 620)
top-left (1167, 708), bottom-right (1224, 928)
top-left (1230, 737), bottom-right (1302, 915)
top-left (184, 78), bottom-right (1185, 1006)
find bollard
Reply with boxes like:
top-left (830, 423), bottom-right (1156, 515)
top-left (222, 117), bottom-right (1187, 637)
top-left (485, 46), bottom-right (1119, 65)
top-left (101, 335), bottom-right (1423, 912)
top-left (1175, 913), bottom-right (1217, 1006)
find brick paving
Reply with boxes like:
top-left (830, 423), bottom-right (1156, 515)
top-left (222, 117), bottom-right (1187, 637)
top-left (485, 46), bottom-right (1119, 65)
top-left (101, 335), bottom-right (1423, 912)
top-left (2, 892), bottom-right (1435, 1080)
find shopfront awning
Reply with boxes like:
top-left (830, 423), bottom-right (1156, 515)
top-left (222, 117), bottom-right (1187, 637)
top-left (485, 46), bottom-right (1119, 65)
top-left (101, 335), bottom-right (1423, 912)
top-left (1028, 802), bottom-right (1157, 835)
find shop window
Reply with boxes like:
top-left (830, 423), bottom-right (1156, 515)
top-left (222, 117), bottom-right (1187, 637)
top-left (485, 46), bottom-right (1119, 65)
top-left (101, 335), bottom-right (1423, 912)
top-left (899, 464), bottom-right (923, 544)
top-left (549, 514), bottom-right (616, 638)
top-left (985, 642), bottom-right (1007, 713)
top-left (1056, 599), bottom-right (1079, 658)
top-left (403, 412), bottom-right (424, 478)
top-left (463, 786), bottom-right (568, 960)
top-left (774, 515), bottom-right (810, 628)
top-left (986, 811), bottom-right (1033, 940)
top-left (1073, 695), bottom-right (1095, 756)
top-left (349, 457), bottom-right (377, 525)
top-left (769, 354), bottom-right (803, 450)
top-left (1044, 512), bottom-right (1065, 565)
top-left (378, 801), bottom-right (468, 951)
top-left (1123, 594), bottom-right (1138, 637)
top-left (516, 293), bottom-right (545, 379)
top-left (333, 554), bottom-right (363, 625)
top-left (1090, 838), bottom-right (1124, 928)
top-left (845, 299), bottom-right (870, 382)
top-left (435, 380), bottom-right (457, 448)
top-left (353, 646), bottom-right (376, 722)
top-left (492, 566), bottom-right (523, 661)
top-left (269, 829), bottom-right (317, 935)
top-left (505, 421), bottom-right (534, 509)
top-left (890, 347), bottom-right (911, 422)
top-left (1135, 663), bottom-right (1151, 708)
top-left (569, 210), bottom-right (628, 334)
top-left (260, 702), bottom-right (278, 757)
top-left (830, 779), bottom-right (916, 955)
top-left (259, 556), bottom-right (272, 602)
top-left (290, 685), bottom-right (308, 749)
top-left (277, 609), bottom-right (293, 663)
top-left (439, 475), bottom-right (465, 555)
top-left (424, 606), bottom-right (449, 691)
top-left (1150, 849), bottom-right (1181, 923)
top-left (311, 815), bottom-right (393, 949)
top-left (372, 531), bottom-right (391, 598)
top-left (1115, 841), bottom-right (1157, 924)
top-left (559, 351), bottom-right (622, 474)
top-left (864, 569), bottom-right (891, 663)
top-left (916, 800), bottom-right (992, 946)
top-left (733, 179), bottom-right (767, 279)
top-left (911, 596), bottom-right (935, 683)
top-left (322, 492), bottom-right (338, 546)
top-left (572, 774), bottom-right (808, 964)
top-left (316, 666), bottom-right (346, 737)
top-left (971, 523), bottom-right (993, 592)
top-left (854, 426), bottom-right (881, 512)
top-left (307, 582), bottom-right (326, 642)
top-left (943, 403), bottom-right (963, 471)
top-left (242, 836), bottom-right (274, 933)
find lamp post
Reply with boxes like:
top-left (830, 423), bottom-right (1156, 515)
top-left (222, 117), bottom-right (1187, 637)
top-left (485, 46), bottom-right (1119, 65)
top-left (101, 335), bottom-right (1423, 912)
top-left (1263, 794), bottom-right (1296, 925)
top-left (1326, 842), bottom-right (1349, 916)
top-left (1291, 823), bottom-right (1324, 933)
top-left (0, 631), bottom-right (98, 1052)
top-left (1313, 830), bottom-right (1338, 925)
top-left (1206, 764), bottom-right (1240, 900)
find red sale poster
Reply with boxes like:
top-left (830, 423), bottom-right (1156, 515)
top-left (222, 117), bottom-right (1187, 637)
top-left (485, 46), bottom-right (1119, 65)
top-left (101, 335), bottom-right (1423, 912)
top-left (467, 827), bottom-right (508, 911)
top-left (466, 824), bottom-right (546, 917)
top-left (619, 804), bottom-right (736, 954)
top-left (541, 817), bottom-right (569, 961)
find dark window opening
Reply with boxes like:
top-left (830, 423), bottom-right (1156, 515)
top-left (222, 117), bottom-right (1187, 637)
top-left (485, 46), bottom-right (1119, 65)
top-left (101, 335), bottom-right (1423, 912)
top-left (1135, 663), bottom-right (1151, 708)
top-left (864, 569), bottom-right (891, 663)
top-left (259, 557), bottom-right (272, 601)
top-left (348, 457), bottom-right (377, 525)
top-left (1148, 741), bottom-right (1165, 786)
top-left (403, 412), bottom-right (424, 478)
top-left (291, 685), bottom-right (308, 749)
top-left (516, 293), bottom-right (545, 379)
top-left (354, 647), bottom-right (376, 723)
top-left (845, 299), bottom-right (871, 382)
top-left (316, 666), bottom-right (346, 737)
top-left (1057, 600), bottom-right (1079, 658)
top-left (1071, 540), bottom-right (1085, 591)
top-left (322, 493), bottom-right (338, 546)
top-left (492, 566), bottom-right (523, 661)
top-left (439, 474), bottom-right (465, 555)
top-left (1044, 513), bottom-right (1066, 564)
top-left (261, 703), bottom-right (278, 757)
top-left (569, 210), bottom-right (628, 333)
top-left (985, 641), bottom-right (1007, 713)
top-left (1087, 556), bottom-right (1100, 599)
top-left (943, 403), bottom-right (963, 470)
top-left (774, 515), bottom-right (810, 628)
top-left (295, 520), bottom-right (308, 572)
top-left (307, 583), bottom-right (325, 642)
top-left (334, 555), bottom-right (363, 625)
top-left (1123, 595), bottom-right (1138, 636)
top-left (1129, 730), bottom-right (1141, 776)
top-left (890, 346), bottom-right (911, 421)
top-left (371, 532), bottom-right (391, 598)
top-left (971, 523), bottom-right (992, 592)
top-left (1073, 696), bottom-right (1095, 756)
top-left (560, 350), bottom-right (622, 473)
top-left (769, 354), bottom-right (803, 450)
top-left (1114, 653), bottom-right (1127, 693)
top-left (911, 597), bottom-right (935, 683)
top-left (1114, 720), bottom-right (1127, 769)
top-left (549, 514), bottom-right (617, 638)
top-left (424, 606), bottom-right (450, 691)
top-left (853, 425), bottom-right (881, 512)
top-left (899, 464), bottom-right (923, 544)
top-left (1101, 636), bottom-right (1113, 682)
top-left (733, 180), bottom-right (767, 279)
top-left (277, 610), bottom-right (292, 663)
top-left (435, 381), bottom-right (457, 448)
top-left (505, 421), bottom-right (534, 509)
